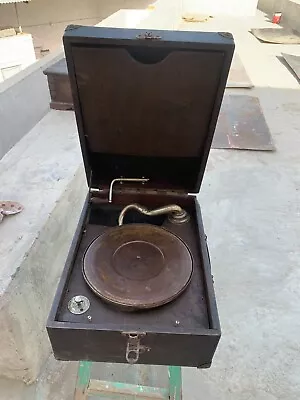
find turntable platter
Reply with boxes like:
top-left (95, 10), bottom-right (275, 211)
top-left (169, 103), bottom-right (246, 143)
top-left (83, 224), bottom-right (193, 310)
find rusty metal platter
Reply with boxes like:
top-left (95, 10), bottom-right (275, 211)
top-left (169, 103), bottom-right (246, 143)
top-left (83, 224), bottom-right (193, 310)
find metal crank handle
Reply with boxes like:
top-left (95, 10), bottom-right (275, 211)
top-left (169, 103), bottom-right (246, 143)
top-left (118, 203), bottom-right (190, 226)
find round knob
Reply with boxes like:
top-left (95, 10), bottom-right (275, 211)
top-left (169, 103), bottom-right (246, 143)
top-left (68, 295), bottom-right (90, 315)
top-left (74, 296), bottom-right (83, 305)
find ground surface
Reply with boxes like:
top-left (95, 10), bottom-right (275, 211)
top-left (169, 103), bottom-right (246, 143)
top-left (182, 10), bottom-right (300, 400)
top-left (1, 6), bottom-right (300, 400)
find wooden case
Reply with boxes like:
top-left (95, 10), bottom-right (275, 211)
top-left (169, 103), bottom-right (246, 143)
top-left (47, 26), bottom-right (234, 368)
top-left (43, 58), bottom-right (73, 110)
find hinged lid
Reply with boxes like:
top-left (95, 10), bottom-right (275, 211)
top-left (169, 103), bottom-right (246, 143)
top-left (63, 26), bottom-right (234, 193)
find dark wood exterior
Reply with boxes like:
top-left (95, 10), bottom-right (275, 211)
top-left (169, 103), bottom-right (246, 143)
top-left (63, 26), bottom-right (234, 193)
top-left (47, 193), bottom-right (220, 368)
top-left (43, 59), bottom-right (73, 110)
top-left (46, 26), bottom-right (234, 368)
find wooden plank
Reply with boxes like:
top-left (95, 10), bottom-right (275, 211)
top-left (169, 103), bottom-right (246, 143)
top-left (90, 363), bottom-right (168, 388)
top-left (168, 366), bottom-right (182, 400)
top-left (88, 379), bottom-right (169, 399)
top-left (213, 95), bottom-right (275, 151)
top-left (43, 52), bottom-right (252, 112)
top-left (74, 361), bottom-right (92, 400)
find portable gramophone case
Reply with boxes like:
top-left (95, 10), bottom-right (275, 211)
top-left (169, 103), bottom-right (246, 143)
top-left (47, 26), bottom-right (234, 368)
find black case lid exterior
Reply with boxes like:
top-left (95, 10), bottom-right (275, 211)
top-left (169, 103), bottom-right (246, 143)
top-left (63, 26), bottom-right (234, 193)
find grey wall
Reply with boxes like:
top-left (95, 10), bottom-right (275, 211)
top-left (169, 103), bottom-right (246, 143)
top-left (257, 0), bottom-right (286, 14)
top-left (258, 0), bottom-right (300, 32)
top-left (0, 51), bottom-right (62, 159)
top-left (0, 0), bottom-right (151, 54)
top-left (0, 0), bottom-right (151, 160)
top-left (281, 0), bottom-right (300, 32)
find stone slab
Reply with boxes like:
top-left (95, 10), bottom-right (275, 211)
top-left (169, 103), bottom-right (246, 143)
top-left (0, 355), bottom-right (77, 400)
top-left (0, 49), bottom-right (63, 160)
top-left (0, 5), bottom-right (150, 384)
top-left (0, 110), bottom-right (86, 382)
top-left (282, 0), bottom-right (300, 33)
top-left (2, 8), bottom-right (300, 400)
top-left (181, 12), bottom-right (300, 400)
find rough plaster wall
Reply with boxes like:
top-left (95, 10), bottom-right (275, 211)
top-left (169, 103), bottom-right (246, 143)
top-left (1, 168), bottom-right (86, 382)
top-left (0, 50), bottom-right (64, 160)
top-left (0, 68), bottom-right (49, 159)
top-left (0, 0), bottom-right (151, 53)
top-left (0, 110), bottom-right (86, 382)
top-left (257, 0), bottom-right (286, 14)
top-left (281, 0), bottom-right (300, 32)
top-left (0, 311), bottom-right (28, 377)
top-left (0, 355), bottom-right (78, 400)
top-left (258, 0), bottom-right (300, 32)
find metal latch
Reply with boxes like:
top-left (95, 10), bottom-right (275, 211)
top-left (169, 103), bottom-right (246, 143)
top-left (122, 332), bottom-right (150, 364)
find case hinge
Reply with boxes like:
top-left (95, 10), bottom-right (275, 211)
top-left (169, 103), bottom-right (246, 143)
top-left (136, 32), bottom-right (162, 40)
top-left (90, 186), bottom-right (190, 203)
top-left (90, 177), bottom-right (191, 203)
top-left (89, 178), bottom-right (149, 203)
top-left (89, 187), bottom-right (190, 203)
top-left (109, 178), bottom-right (149, 203)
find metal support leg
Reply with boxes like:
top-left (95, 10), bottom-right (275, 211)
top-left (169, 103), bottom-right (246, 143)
top-left (168, 366), bottom-right (182, 400)
top-left (74, 361), bottom-right (92, 400)
top-left (74, 362), bottom-right (182, 400)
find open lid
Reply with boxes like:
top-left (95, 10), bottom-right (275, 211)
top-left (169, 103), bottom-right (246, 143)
top-left (63, 26), bottom-right (234, 193)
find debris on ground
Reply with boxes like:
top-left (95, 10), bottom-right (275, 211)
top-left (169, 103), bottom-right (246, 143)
top-left (281, 53), bottom-right (300, 82)
top-left (182, 13), bottom-right (213, 23)
top-left (227, 53), bottom-right (253, 88)
top-left (0, 201), bottom-right (24, 223)
top-left (250, 28), bottom-right (300, 44)
top-left (0, 28), bottom-right (16, 38)
top-left (213, 95), bottom-right (275, 151)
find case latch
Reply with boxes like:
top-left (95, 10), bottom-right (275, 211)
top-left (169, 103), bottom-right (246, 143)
top-left (122, 332), bottom-right (150, 364)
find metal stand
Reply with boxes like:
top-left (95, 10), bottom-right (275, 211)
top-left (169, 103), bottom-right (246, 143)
top-left (74, 361), bottom-right (182, 399)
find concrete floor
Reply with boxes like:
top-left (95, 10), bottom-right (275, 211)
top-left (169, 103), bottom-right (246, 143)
top-left (1, 7), bottom-right (300, 400)
top-left (181, 11), bottom-right (300, 400)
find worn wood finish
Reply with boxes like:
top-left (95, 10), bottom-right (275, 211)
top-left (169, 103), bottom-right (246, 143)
top-left (47, 194), bottom-right (220, 368)
top-left (43, 59), bottom-right (73, 110)
top-left (63, 26), bottom-right (234, 192)
top-left (213, 95), bottom-right (275, 151)
top-left (71, 47), bottom-right (224, 159)
top-left (44, 53), bottom-right (249, 111)
top-left (74, 361), bottom-right (91, 400)
top-left (73, 361), bottom-right (181, 399)
top-left (82, 223), bottom-right (193, 310)
top-left (88, 379), bottom-right (169, 399)
top-left (46, 27), bottom-right (233, 369)
top-left (168, 366), bottom-right (182, 400)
